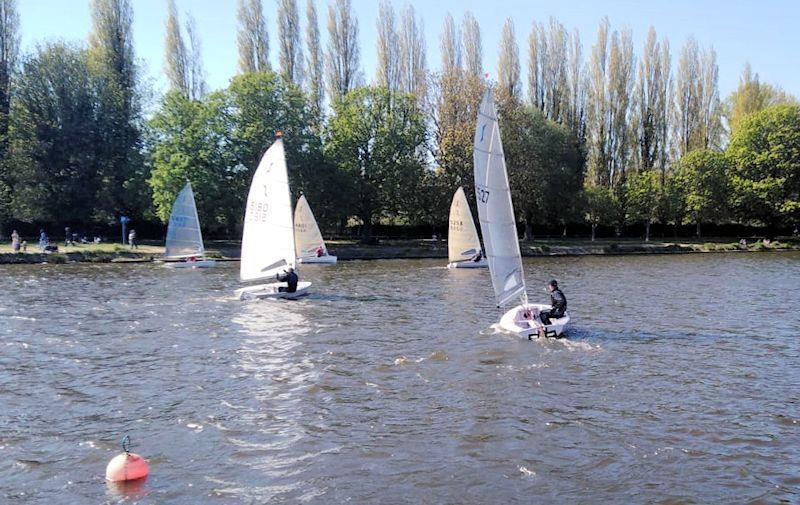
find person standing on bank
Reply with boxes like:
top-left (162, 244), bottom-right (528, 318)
top-left (128, 229), bottom-right (137, 249)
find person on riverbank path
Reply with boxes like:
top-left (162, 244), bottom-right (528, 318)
top-left (128, 229), bottom-right (138, 249)
top-left (11, 230), bottom-right (20, 252)
top-left (276, 267), bottom-right (299, 293)
top-left (38, 229), bottom-right (48, 251)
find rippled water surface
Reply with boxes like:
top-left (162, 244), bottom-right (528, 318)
top-left (1, 253), bottom-right (799, 503)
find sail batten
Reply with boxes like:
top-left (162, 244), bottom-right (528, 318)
top-left (473, 89), bottom-right (527, 307)
top-left (294, 195), bottom-right (328, 258)
top-left (240, 138), bottom-right (297, 282)
top-left (448, 187), bottom-right (482, 263)
top-left (165, 182), bottom-right (205, 258)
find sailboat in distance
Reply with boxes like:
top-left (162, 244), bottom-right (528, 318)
top-left (295, 194), bottom-right (337, 264)
top-left (236, 134), bottom-right (311, 300)
top-left (446, 187), bottom-right (487, 269)
top-left (163, 182), bottom-right (216, 268)
top-left (473, 89), bottom-right (569, 338)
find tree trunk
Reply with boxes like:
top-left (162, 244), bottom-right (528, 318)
top-left (591, 223), bottom-right (597, 242)
top-left (524, 213), bottom-right (534, 242)
top-left (562, 224), bottom-right (567, 237)
top-left (696, 221), bottom-right (701, 239)
top-left (645, 221), bottom-right (651, 242)
top-left (360, 217), bottom-right (373, 244)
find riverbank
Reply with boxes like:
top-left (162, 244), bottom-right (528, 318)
top-left (1, 238), bottom-right (798, 264)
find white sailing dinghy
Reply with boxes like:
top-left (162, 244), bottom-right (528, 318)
top-left (294, 194), bottom-right (337, 264)
top-left (236, 136), bottom-right (311, 300)
top-left (163, 182), bottom-right (216, 268)
top-left (473, 89), bottom-right (569, 338)
top-left (446, 187), bottom-right (488, 269)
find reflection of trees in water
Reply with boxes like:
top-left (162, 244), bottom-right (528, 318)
top-left (224, 301), bottom-right (323, 500)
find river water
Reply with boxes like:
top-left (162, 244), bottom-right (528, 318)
top-left (1, 253), bottom-right (798, 503)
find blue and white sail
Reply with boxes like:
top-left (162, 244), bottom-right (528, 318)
top-left (165, 182), bottom-right (206, 258)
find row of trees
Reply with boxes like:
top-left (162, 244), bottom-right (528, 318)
top-left (0, 0), bottom-right (797, 241)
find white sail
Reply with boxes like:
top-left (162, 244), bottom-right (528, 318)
top-left (294, 194), bottom-right (327, 258)
top-left (448, 187), bottom-right (482, 263)
top-left (473, 89), bottom-right (526, 306)
top-left (165, 182), bottom-right (205, 258)
top-left (240, 138), bottom-right (297, 282)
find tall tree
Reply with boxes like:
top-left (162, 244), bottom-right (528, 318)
top-left (305, 0), bottom-right (323, 113)
top-left (0, 0), bottom-right (19, 229)
top-left (565, 28), bottom-right (585, 140)
top-left (164, 0), bottom-right (188, 94)
top-left (325, 87), bottom-right (426, 241)
top-left (528, 18), bottom-right (568, 122)
top-left (497, 18), bottom-right (521, 100)
top-left (375, 0), bottom-right (399, 91)
top-left (440, 13), bottom-right (461, 75)
top-left (278, 0), bottom-right (303, 84)
top-left (398, 4), bottom-right (426, 99)
top-left (726, 63), bottom-right (797, 136)
top-left (585, 17), bottom-right (610, 187)
top-left (634, 27), bottom-right (670, 176)
top-left (325, 0), bottom-right (360, 101)
top-left (236, 0), bottom-right (269, 73)
top-left (697, 46), bottom-right (722, 150)
top-left (88, 0), bottom-right (143, 221)
top-left (672, 37), bottom-right (701, 158)
top-left (184, 13), bottom-right (206, 99)
top-left (461, 11), bottom-right (481, 77)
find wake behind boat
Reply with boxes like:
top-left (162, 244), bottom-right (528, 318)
top-left (446, 187), bottom-right (487, 269)
top-left (295, 194), bottom-right (337, 264)
top-left (236, 135), bottom-right (311, 300)
top-left (162, 182), bottom-right (216, 269)
top-left (472, 89), bottom-right (569, 338)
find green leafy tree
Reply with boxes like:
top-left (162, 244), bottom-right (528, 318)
top-left (659, 168), bottom-right (689, 238)
top-left (727, 104), bottom-right (800, 228)
top-left (584, 184), bottom-right (616, 241)
top-left (679, 149), bottom-right (730, 237)
top-left (625, 169), bottom-right (661, 241)
top-left (325, 86), bottom-right (426, 241)
top-left (147, 91), bottom-right (237, 235)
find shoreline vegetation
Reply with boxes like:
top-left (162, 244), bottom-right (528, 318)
top-left (1, 238), bottom-right (798, 265)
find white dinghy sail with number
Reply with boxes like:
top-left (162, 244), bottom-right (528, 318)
top-left (163, 182), bottom-right (216, 268)
top-left (236, 136), bottom-right (311, 300)
top-left (446, 187), bottom-right (487, 269)
top-left (294, 194), bottom-right (337, 264)
top-left (473, 89), bottom-right (569, 338)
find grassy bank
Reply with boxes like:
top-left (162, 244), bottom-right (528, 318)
top-left (1, 238), bottom-right (798, 265)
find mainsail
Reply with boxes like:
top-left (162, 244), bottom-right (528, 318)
top-left (448, 187), bottom-right (482, 263)
top-left (165, 182), bottom-right (205, 258)
top-left (240, 138), bottom-right (297, 282)
top-left (294, 194), bottom-right (327, 257)
top-left (473, 89), bottom-right (526, 306)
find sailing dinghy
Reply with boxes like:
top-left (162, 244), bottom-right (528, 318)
top-left (294, 194), bottom-right (337, 264)
top-left (473, 89), bottom-right (569, 338)
top-left (446, 187), bottom-right (488, 269)
top-left (163, 182), bottom-right (216, 268)
top-left (236, 136), bottom-right (311, 300)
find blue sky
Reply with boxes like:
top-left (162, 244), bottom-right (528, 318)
top-left (18, 0), bottom-right (800, 99)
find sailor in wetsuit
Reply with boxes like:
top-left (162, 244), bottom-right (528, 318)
top-left (539, 279), bottom-right (567, 325)
top-left (276, 267), bottom-right (299, 293)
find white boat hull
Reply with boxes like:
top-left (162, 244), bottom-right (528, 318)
top-left (298, 255), bottom-right (337, 264)
top-left (236, 281), bottom-right (312, 301)
top-left (163, 259), bottom-right (217, 269)
top-left (447, 259), bottom-right (488, 269)
top-left (498, 303), bottom-right (570, 339)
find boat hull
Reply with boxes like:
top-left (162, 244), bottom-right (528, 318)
top-left (498, 303), bottom-right (570, 338)
top-left (447, 259), bottom-right (488, 269)
top-left (298, 255), bottom-right (337, 264)
top-left (163, 259), bottom-right (217, 269)
top-left (236, 281), bottom-right (312, 301)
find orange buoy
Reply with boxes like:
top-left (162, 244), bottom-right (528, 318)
top-left (105, 436), bottom-right (149, 482)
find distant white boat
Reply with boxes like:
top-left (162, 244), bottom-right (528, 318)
top-left (236, 136), bottom-right (311, 300)
top-left (163, 182), bottom-right (216, 268)
top-left (473, 89), bottom-right (569, 338)
top-left (446, 187), bottom-right (487, 269)
top-left (294, 194), bottom-right (337, 264)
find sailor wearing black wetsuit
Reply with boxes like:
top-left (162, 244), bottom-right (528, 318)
top-left (276, 268), bottom-right (299, 293)
top-left (539, 279), bottom-right (567, 325)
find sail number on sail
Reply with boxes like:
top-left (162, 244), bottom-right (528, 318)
top-left (246, 200), bottom-right (269, 223)
top-left (476, 186), bottom-right (490, 204)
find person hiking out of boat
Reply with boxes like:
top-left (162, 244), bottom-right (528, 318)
top-left (315, 245), bottom-right (324, 257)
top-left (471, 249), bottom-right (483, 262)
top-left (539, 279), bottom-right (567, 326)
top-left (276, 267), bottom-right (299, 293)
